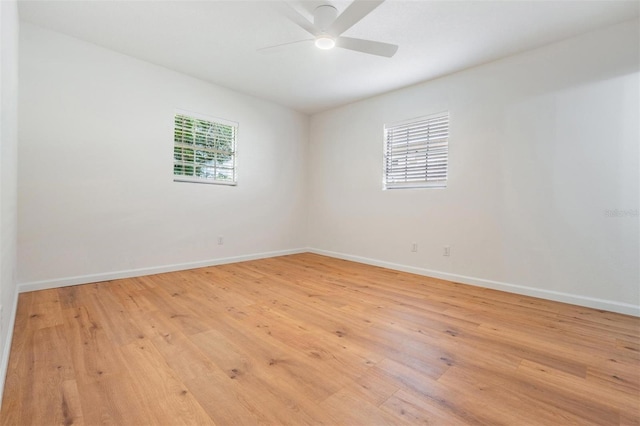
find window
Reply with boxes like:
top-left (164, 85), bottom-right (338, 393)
top-left (173, 111), bottom-right (237, 185)
top-left (383, 112), bottom-right (449, 189)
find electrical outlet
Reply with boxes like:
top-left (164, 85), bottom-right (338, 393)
top-left (411, 243), bottom-right (418, 252)
top-left (218, 236), bottom-right (224, 245)
top-left (443, 246), bottom-right (451, 256)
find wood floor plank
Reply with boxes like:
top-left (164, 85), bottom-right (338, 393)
top-left (117, 339), bottom-right (215, 425)
top-left (319, 388), bottom-right (400, 425)
top-left (61, 306), bottom-right (128, 383)
top-left (1, 325), bottom-right (76, 426)
top-left (74, 373), bottom-right (156, 425)
top-left (380, 390), bottom-right (467, 425)
top-left (189, 329), bottom-right (333, 424)
top-left (137, 286), bottom-right (213, 335)
top-left (438, 364), bottom-right (620, 425)
top-left (373, 358), bottom-right (499, 424)
top-left (60, 379), bottom-right (85, 426)
top-left (190, 324), bottom-right (344, 403)
top-left (107, 279), bottom-right (157, 314)
top-left (229, 303), bottom-right (381, 380)
top-left (1, 253), bottom-right (638, 424)
top-left (182, 372), bottom-right (263, 426)
top-left (517, 359), bottom-right (640, 415)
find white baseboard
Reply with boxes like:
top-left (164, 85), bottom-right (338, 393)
top-left (18, 248), bottom-right (306, 293)
top-left (307, 248), bottom-right (640, 317)
top-left (0, 288), bottom-right (20, 409)
top-left (16, 246), bottom-right (640, 317)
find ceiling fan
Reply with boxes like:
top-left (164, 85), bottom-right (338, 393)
top-left (260, 0), bottom-right (398, 58)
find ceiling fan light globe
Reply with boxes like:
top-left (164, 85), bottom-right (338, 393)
top-left (315, 36), bottom-right (336, 50)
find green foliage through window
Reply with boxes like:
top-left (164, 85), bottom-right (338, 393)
top-left (174, 113), bottom-right (237, 184)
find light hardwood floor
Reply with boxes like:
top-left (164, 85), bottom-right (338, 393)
top-left (1, 253), bottom-right (638, 425)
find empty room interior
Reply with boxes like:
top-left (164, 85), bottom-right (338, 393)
top-left (0, 0), bottom-right (639, 424)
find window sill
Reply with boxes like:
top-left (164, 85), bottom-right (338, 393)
top-left (173, 177), bottom-right (237, 186)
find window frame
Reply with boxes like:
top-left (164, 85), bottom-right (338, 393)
top-left (383, 111), bottom-right (449, 190)
top-left (173, 109), bottom-right (238, 186)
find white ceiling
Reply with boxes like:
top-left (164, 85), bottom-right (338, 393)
top-left (18, 0), bottom-right (639, 114)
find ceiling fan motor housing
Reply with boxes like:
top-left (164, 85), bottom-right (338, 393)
top-left (314, 5), bottom-right (338, 32)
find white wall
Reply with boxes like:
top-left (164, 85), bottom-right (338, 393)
top-left (308, 19), bottom-right (640, 315)
top-left (18, 23), bottom-right (308, 288)
top-left (16, 19), bottom-right (640, 316)
top-left (0, 0), bottom-right (20, 404)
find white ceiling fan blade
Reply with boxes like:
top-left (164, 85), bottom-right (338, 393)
top-left (258, 39), bottom-right (314, 54)
top-left (328, 0), bottom-right (384, 37)
top-left (275, 2), bottom-right (319, 36)
top-left (336, 36), bottom-right (398, 58)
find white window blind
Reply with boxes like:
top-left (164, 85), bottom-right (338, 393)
top-left (173, 111), bottom-right (238, 185)
top-left (384, 112), bottom-right (449, 189)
